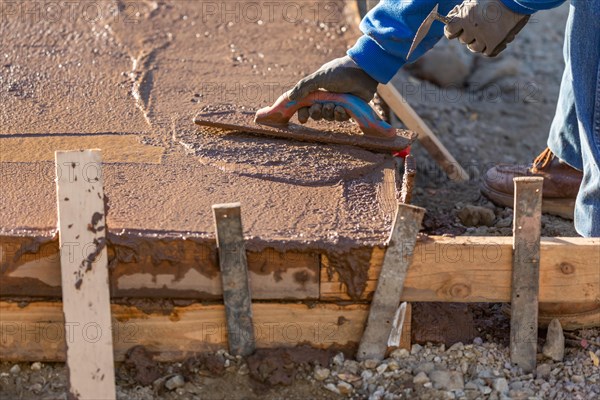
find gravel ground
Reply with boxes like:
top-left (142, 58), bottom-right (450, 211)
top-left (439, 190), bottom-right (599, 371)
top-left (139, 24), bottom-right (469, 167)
top-left (2, 3), bottom-right (596, 400)
top-left (2, 328), bottom-right (600, 400)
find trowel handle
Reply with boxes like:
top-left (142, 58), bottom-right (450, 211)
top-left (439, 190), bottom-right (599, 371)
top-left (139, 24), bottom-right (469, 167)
top-left (255, 91), bottom-right (396, 138)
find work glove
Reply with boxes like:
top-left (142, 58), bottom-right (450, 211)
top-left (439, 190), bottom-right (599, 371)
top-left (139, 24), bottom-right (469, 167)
top-left (444, 0), bottom-right (530, 57)
top-left (287, 56), bottom-right (378, 123)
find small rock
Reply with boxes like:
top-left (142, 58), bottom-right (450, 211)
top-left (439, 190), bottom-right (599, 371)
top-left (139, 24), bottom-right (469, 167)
top-left (429, 370), bottom-right (465, 391)
top-left (165, 375), bottom-right (185, 391)
top-left (364, 359), bottom-right (378, 369)
top-left (411, 344), bottom-right (423, 355)
top-left (325, 383), bottom-right (340, 394)
top-left (391, 348), bottom-right (409, 359)
top-left (237, 363), bottom-right (249, 375)
top-left (361, 369), bottom-right (374, 381)
top-left (542, 319), bottom-right (565, 361)
top-left (448, 342), bottom-right (464, 352)
top-left (415, 362), bottom-right (435, 374)
top-left (30, 362), bottom-right (42, 371)
top-left (493, 378), bottom-right (509, 394)
top-left (29, 383), bottom-right (43, 393)
top-left (376, 363), bottom-right (388, 374)
top-left (343, 360), bottom-right (360, 374)
top-left (473, 337), bottom-right (484, 346)
top-left (9, 364), bottom-right (21, 375)
top-left (337, 381), bottom-right (353, 395)
top-left (314, 366), bottom-right (330, 381)
top-left (413, 371), bottom-right (430, 385)
top-left (572, 375), bottom-right (585, 384)
top-left (387, 360), bottom-right (400, 371)
top-left (536, 363), bottom-right (552, 379)
top-left (333, 352), bottom-right (345, 366)
top-left (458, 205), bottom-right (496, 227)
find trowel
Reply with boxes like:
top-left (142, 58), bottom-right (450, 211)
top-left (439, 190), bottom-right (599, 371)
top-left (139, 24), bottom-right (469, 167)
top-left (194, 90), bottom-right (415, 154)
top-left (406, 4), bottom-right (453, 60)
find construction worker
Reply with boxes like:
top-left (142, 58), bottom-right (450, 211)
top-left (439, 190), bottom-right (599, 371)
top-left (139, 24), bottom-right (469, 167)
top-left (287, 0), bottom-right (599, 239)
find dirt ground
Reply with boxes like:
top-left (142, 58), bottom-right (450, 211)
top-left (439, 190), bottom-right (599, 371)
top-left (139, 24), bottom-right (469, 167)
top-left (1, 1), bottom-right (593, 400)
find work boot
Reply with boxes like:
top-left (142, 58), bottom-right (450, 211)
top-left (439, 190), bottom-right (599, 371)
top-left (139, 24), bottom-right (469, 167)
top-left (480, 148), bottom-right (583, 219)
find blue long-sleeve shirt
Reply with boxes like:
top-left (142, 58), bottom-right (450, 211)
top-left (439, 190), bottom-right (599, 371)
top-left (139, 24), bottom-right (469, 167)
top-left (347, 0), bottom-right (566, 83)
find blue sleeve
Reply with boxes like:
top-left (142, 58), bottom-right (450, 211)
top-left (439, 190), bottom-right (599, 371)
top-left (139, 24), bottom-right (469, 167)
top-left (500, 0), bottom-right (566, 14)
top-left (347, 0), bottom-right (463, 84)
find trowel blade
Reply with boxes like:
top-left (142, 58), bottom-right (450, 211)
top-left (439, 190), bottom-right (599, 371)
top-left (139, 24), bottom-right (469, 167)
top-left (193, 107), bottom-right (415, 154)
top-left (407, 3), bottom-right (440, 60)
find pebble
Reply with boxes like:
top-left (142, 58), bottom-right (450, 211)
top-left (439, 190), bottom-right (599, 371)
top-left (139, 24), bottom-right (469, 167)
top-left (164, 375), bottom-right (185, 391)
top-left (363, 359), bottom-right (378, 369)
top-left (325, 383), bottom-right (340, 394)
top-left (376, 363), bottom-right (388, 374)
top-left (536, 363), bottom-right (552, 379)
top-left (473, 337), bottom-right (484, 346)
top-left (333, 352), bottom-right (345, 366)
top-left (313, 366), bottom-right (330, 381)
top-left (337, 381), bottom-right (353, 395)
top-left (493, 378), bottom-right (509, 394)
top-left (457, 205), bottom-right (495, 227)
top-left (391, 348), bottom-right (409, 359)
top-left (413, 371), bottom-right (430, 385)
top-left (543, 319), bottom-right (565, 361)
top-left (9, 365), bottom-right (21, 375)
top-left (429, 370), bottom-right (465, 391)
top-left (411, 344), bottom-right (423, 355)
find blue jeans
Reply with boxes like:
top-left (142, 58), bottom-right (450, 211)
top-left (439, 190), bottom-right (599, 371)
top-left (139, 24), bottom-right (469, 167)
top-left (547, 1), bottom-right (600, 237)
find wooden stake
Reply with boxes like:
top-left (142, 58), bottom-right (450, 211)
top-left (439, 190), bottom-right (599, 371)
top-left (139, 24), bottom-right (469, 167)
top-left (357, 204), bottom-right (425, 361)
top-left (378, 83), bottom-right (469, 182)
top-left (212, 203), bottom-right (256, 357)
top-left (510, 177), bottom-right (543, 372)
top-left (55, 150), bottom-right (116, 400)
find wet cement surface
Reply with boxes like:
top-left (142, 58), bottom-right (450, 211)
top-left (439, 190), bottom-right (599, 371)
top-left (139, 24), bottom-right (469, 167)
top-left (0, 1), bottom-right (398, 254)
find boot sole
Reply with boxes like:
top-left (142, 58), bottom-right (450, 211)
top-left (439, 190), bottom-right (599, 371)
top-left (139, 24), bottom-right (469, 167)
top-left (481, 181), bottom-right (575, 220)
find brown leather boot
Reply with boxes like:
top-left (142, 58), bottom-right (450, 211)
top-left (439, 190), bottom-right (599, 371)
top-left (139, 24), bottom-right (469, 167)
top-left (481, 148), bottom-right (583, 219)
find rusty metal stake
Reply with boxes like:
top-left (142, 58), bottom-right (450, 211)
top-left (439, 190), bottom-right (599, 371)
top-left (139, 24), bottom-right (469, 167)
top-left (400, 155), bottom-right (417, 204)
top-left (510, 177), bottom-right (543, 372)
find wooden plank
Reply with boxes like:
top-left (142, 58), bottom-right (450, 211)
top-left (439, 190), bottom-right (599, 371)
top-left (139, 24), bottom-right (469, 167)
top-left (320, 236), bottom-right (600, 303)
top-left (0, 235), bottom-right (320, 300)
top-left (0, 301), bottom-right (368, 362)
top-left (55, 150), bottom-right (116, 400)
top-left (387, 302), bottom-right (412, 351)
top-left (212, 203), bottom-right (255, 356)
top-left (378, 83), bottom-right (469, 182)
top-left (510, 177), bottom-right (543, 372)
top-left (357, 204), bottom-right (425, 361)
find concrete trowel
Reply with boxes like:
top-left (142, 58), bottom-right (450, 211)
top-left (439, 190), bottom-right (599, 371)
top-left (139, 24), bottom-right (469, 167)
top-left (406, 4), bottom-right (453, 60)
top-left (193, 90), bottom-right (415, 154)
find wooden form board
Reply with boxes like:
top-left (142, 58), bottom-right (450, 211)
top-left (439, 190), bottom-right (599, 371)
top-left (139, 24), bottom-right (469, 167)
top-left (510, 178), bottom-right (543, 372)
top-left (0, 237), bottom-right (320, 300)
top-left (0, 301), bottom-right (369, 362)
top-left (321, 236), bottom-right (600, 303)
top-left (55, 150), bottom-right (116, 400)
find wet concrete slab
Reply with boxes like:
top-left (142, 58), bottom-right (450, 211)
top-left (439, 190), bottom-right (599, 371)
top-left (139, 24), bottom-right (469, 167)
top-left (1, 1), bottom-right (400, 297)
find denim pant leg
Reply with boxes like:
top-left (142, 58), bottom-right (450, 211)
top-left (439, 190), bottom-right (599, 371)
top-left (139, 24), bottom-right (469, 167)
top-left (549, 2), bottom-right (600, 237)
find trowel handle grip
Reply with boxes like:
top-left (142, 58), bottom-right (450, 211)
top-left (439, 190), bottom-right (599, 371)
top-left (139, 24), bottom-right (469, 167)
top-left (255, 91), bottom-right (396, 138)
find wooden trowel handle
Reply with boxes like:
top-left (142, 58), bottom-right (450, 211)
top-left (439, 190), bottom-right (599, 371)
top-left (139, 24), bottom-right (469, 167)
top-left (254, 91), bottom-right (396, 138)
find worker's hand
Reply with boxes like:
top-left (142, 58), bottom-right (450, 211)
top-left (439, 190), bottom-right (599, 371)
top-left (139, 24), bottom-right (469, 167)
top-left (444, 0), bottom-right (530, 57)
top-left (288, 56), bottom-right (378, 123)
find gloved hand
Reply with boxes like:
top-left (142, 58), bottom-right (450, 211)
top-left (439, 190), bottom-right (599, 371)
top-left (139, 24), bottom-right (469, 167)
top-left (444, 0), bottom-right (530, 57)
top-left (287, 56), bottom-right (378, 123)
